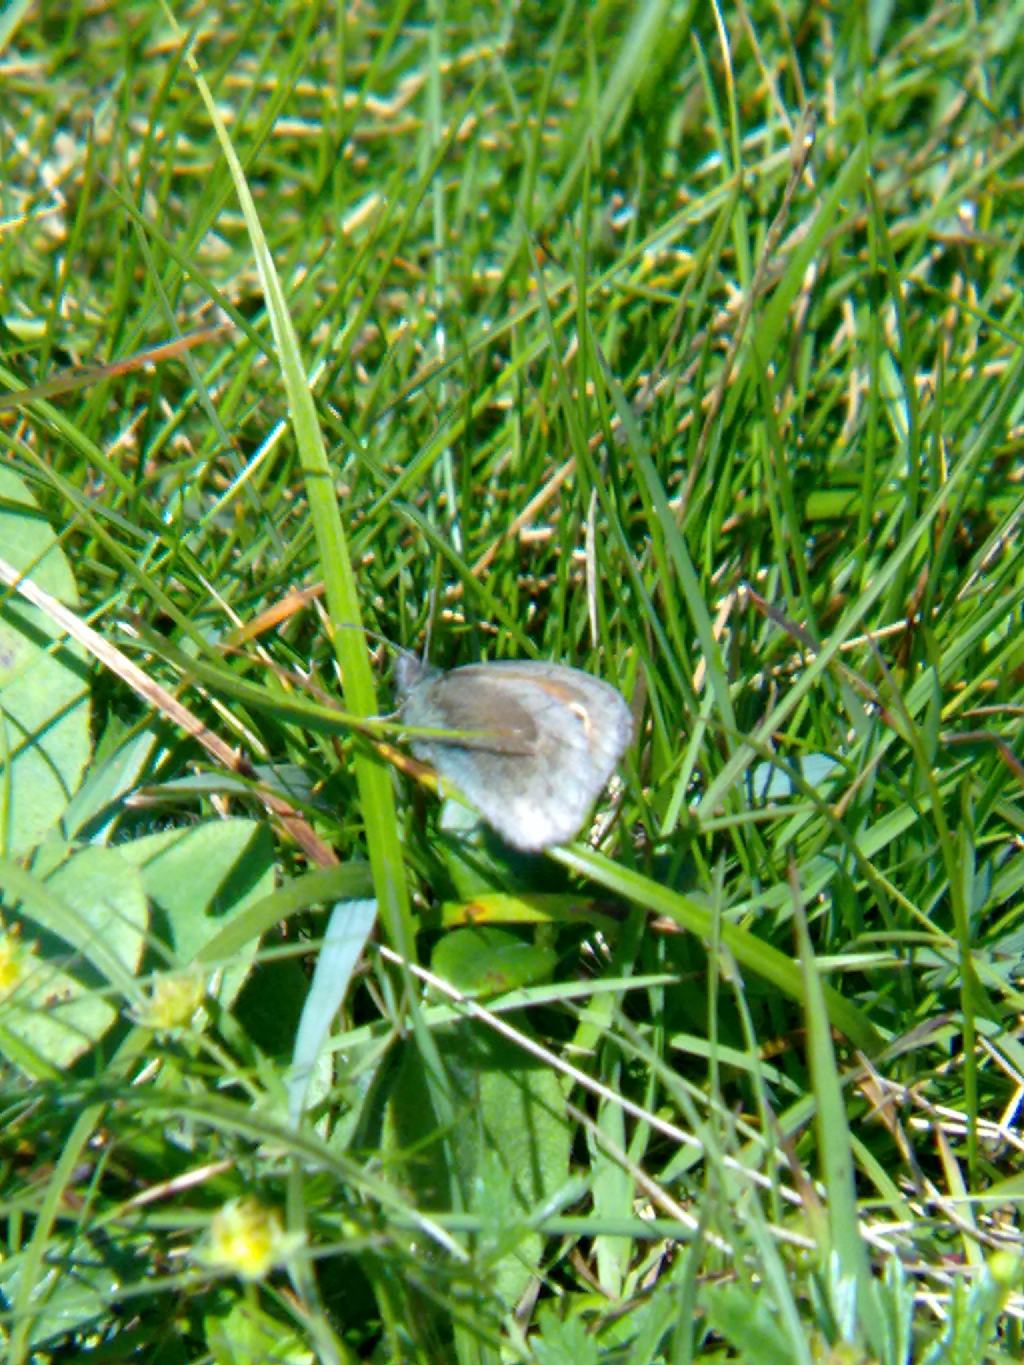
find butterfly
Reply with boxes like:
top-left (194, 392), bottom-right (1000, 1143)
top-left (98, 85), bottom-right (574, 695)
top-left (396, 655), bottom-right (632, 850)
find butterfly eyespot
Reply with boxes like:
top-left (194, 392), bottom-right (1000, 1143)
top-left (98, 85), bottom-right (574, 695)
top-left (567, 699), bottom-right (593, 732)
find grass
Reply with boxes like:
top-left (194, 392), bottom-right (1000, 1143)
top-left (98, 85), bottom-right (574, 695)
top-left (2, 1), bottom-right (1024, 1361)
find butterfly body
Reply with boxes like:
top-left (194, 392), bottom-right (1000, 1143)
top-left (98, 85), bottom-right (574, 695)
top-left (396, 656), bottom-right (632, 851)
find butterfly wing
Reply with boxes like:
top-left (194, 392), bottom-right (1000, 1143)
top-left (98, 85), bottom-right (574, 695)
top-left (401, 662), bottom-right (632, 850)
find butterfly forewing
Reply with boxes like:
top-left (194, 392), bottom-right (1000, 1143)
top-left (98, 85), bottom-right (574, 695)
top-left (413, 671), bottom-right (540, 755)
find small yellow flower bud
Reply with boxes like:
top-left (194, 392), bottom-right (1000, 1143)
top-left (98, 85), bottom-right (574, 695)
top-left (197, 1197), bottom-right (303, 1282)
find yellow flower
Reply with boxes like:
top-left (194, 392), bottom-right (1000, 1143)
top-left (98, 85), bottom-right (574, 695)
top-left (0, 921), bottom-right (26, 998)
top-left (132, 970), bottom-right (206, 1032)
top-left (197, 1197), bottom-right (303, 1282)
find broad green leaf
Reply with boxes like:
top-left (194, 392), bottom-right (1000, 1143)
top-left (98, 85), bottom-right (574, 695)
top-left (115, 818), bottom-right (276, 1006)
top-left (0, 465), bottom-right (91, 855)
top-left (206, 1298), bottom-right (315, 1365)
top-left (381, 1021), bottom-right (570, 1309)
top-left (431, 925), bottom-right (556, 997)
top-left (2, 846), bottom-right (147, 1070)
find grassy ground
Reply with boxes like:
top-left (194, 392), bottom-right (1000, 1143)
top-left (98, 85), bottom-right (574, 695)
top-left (2, 2), bottom-right (1024, 1361)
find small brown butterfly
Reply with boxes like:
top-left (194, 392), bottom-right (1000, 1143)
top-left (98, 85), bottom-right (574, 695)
top-left (396, 656), bottom-right (633, 850)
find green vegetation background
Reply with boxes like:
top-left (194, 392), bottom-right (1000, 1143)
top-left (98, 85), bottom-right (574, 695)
top-left (1, 2), bottom-right (1023, 1362)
